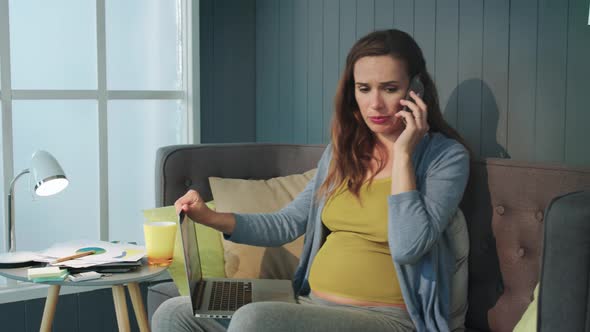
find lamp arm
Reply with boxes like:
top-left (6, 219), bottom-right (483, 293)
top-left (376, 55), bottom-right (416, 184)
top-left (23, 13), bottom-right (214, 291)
top-left (6, 169), bottom-right (30, 253)
top-left (9, 169), bottom-right (31, 193)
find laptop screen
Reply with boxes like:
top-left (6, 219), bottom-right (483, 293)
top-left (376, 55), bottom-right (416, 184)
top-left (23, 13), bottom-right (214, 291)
top-left (178, 212), bottom-right (203, 301)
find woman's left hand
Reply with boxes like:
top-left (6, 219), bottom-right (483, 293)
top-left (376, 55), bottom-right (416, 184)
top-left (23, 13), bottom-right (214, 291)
top-left (394, 91), bottom-right (430, 156)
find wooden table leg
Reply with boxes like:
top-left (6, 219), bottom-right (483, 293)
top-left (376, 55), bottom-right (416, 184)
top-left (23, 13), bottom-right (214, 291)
top-left (128, 282), bottom-right (150, 332)
top-left (112, 285), bottom-right (131, 332)
top-left (40, 285), bottom-right (61, 332)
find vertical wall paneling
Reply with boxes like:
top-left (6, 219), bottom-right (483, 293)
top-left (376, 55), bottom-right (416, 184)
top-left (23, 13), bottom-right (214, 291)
top-left (0, 284), bottom-right (152, 332)
top-left (565, 0), bottom-right (590, 166)
top-left (435, 0), bottom-right (459, 128)
top-left (256, 0), bottom-right (280, 142)
top-left (223, 0), bottom-right (256, 143)
top-left (201, 0), bottom-right (256, 143)
top-left (279, 0), bottom-right (295, 143)
top-left (535, 0), bottom-right (568, 162)
top-left (323, 0), bottom-right (340, 143)
top-left (307, 0), bottom-right (324, 143)
top-left (393, 0), bottom-right (414, 36)
top-left (457, 0), bottom-right (484, 158)
top-left (356, 0), bottom-right (375, 38)
top-left (200, 0), bottom-right (214, 142)
top-left (374, 0), bottom-right (394, 30)
top-left (25, 295), bottom-right (79, 332)
top-left (339, 0), bottom-right (357, 74)
top-left (78, 289), bottom-right (118, 332)
top-left (507, 0), bottom-right (538, 161)
top-left (293, 0), bottom-right (309, 143)
top-left (246, 0), bottom-right (590, 167)
top-left (413, 0), bottom-right (436, 74)
top-left (24, 298), bottom-right (44, 332)
top-left (481, 0), bottom-right (510, 159)
top-left (0, 301), bottom-right (25, 331)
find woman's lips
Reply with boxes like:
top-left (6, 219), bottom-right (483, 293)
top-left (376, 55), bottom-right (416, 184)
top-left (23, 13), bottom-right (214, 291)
top-left (369, 116), bottom-right (391, 124)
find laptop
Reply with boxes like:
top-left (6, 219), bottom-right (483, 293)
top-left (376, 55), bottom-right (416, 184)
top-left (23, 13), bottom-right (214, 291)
top-left (178, 212), bottom-right (296, 319)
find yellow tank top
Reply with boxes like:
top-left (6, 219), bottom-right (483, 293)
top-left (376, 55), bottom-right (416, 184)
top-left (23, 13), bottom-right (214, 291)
top-left (308, 177), bottom-right (405, 305)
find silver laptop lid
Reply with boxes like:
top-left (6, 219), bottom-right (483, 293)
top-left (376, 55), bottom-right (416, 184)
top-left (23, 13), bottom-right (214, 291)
top-left (178, 212), bottom-right (203, 303)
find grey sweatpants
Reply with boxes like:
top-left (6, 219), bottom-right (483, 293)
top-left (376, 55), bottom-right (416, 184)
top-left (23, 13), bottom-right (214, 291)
top-left (151, 292), bottom-right (415, 332)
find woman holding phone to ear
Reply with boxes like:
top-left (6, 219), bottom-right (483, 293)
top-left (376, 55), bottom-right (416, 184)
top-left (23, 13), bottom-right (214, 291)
top-left (153, 29), bottom-right (470, 332)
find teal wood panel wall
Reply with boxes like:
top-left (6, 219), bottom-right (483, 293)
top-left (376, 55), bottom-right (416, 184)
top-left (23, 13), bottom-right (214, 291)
top-left (565, 0), bottom-right (590, 165)
top-left (200, 0), bottom-right (256, 143)
top-left (0, 283), bottom-right (150, 332)
top-left (481, 0), bottom-right (510, 159)
top-left (246, 0), bottom-right (590, 166)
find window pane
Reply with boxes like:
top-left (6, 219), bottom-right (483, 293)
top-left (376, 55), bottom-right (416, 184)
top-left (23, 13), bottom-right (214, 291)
top-left (9, 0), bottom-right (97, 89)
top-left (0, 104), bottom-right (4, 252)
top-left (0, 105), bottom-right (4, 287)
top-left (106, 0), bottom-right (182, 90)
top-left (108, 100), bottom-right (186, 244)
top-left (12, 100), bottom-right (99, 251)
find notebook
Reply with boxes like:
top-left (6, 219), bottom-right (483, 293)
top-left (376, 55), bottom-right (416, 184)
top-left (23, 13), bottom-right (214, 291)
top-left (178, 212), bottom-right (295, 319)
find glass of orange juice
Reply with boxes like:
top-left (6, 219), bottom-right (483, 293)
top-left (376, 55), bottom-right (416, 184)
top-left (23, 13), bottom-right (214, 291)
top-left (143, 221), bottom-right (177, 266)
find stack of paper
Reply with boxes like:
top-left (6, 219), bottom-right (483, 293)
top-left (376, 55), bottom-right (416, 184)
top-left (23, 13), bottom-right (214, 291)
top-left (27, 266), bottom-right (69, 282)
top-left (34, 240), bottom-right (146, 269)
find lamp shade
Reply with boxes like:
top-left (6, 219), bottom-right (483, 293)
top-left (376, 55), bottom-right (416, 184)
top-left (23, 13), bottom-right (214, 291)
top-left (30, 150), bottom-right (69, 196)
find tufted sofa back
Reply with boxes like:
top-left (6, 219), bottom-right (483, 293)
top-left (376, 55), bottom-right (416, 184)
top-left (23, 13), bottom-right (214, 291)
top-left (461, 158), bottom-right (590, 332)
top-left (155, 144), bottom-right (590, 332)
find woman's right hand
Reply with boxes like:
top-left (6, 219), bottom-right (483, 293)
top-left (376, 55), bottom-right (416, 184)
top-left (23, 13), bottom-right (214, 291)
top-left (174, 189), bottom-right (213, 224)
top-left (175, 189), bottom-right (237, 234)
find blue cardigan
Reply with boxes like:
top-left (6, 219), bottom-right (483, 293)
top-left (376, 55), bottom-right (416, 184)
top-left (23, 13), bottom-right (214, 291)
top-left (227, 133), bottom-right (470, 331)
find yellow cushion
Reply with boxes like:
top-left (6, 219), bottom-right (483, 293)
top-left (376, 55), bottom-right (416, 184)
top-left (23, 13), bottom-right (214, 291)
top-left (209, 168), bottom-right (317, 279)
top-left (513, 283), bottom-right (539, 332)
top-left (142, 202), bottom-right (224, 296)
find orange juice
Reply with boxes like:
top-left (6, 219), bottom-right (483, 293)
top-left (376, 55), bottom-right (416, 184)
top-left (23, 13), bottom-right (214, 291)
top-left (143, 221), bottom-right (177, 266)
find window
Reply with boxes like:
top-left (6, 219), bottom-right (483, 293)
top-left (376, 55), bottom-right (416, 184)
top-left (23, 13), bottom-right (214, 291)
top-left (0, 0), bottom-right (193, 290)
top-left (0, 102), bottom-right (4, 257)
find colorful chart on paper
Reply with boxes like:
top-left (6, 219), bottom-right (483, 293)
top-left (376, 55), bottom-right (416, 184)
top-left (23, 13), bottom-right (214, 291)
top-left (76, 247), bottom-right (106, 255)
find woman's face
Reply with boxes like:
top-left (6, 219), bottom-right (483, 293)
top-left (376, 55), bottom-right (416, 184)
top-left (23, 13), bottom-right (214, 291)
top-left (353, 55), bottom-right (410, 141)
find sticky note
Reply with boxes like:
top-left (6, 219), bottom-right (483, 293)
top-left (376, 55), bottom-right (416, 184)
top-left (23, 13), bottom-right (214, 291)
top-left (27, 266), bottom-right (63, 279)
top-left (30, 269), bottom-right (69, 283)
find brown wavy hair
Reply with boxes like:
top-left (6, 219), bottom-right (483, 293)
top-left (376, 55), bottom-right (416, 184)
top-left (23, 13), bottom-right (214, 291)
top-left (319, 29), bottom-right (469, 200)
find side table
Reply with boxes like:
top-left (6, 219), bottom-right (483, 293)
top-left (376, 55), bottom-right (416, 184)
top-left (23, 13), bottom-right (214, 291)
top-left (0, 263), bottom-right (167, 332)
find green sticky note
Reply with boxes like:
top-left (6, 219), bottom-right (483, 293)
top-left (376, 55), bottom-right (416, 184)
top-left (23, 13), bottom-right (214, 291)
top-left (31, 269), bottom-right (69, 283)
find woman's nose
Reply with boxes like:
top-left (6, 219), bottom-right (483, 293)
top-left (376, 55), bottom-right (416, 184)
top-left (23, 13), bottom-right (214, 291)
top-left (369, 91), bottom-right (384, 109)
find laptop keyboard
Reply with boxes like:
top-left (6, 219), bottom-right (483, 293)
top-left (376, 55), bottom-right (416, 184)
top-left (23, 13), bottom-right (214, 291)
top-left (208, 281), bottom-right (253, 311)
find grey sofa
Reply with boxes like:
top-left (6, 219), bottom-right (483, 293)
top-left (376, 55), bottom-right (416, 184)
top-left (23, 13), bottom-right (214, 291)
top-left (149, 143), bottom-right (590, 332)
top-left (538, 190), bottom-right (590, 331)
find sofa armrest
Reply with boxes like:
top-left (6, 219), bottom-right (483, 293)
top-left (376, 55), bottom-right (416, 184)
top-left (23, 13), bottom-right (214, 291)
top-left (538, 190), bottom-right (590, 331)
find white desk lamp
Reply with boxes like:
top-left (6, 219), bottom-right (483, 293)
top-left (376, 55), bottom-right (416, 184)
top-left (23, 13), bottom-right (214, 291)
top-left (0, 150), bottom-right (68, 267)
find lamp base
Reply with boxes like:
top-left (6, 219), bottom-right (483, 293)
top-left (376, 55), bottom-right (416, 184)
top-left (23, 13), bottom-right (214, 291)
top-left (0, 251), bottom-right (40, 268)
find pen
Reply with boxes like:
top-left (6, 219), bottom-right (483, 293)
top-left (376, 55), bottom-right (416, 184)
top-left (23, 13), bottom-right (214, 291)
top-left (51, 250), bottom-right (96, 264)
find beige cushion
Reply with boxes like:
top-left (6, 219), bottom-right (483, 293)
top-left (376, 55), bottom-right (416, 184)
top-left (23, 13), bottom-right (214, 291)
top-left (209, 169), bottom-right (317, 279)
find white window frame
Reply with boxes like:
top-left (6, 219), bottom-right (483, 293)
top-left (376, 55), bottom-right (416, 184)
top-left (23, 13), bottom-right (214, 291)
top-left (0, 0), bottom-right (196, 301)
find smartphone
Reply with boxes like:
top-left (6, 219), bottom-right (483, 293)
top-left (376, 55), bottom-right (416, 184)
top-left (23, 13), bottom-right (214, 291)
top-left (403, 75), bottom-right (425, 113)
